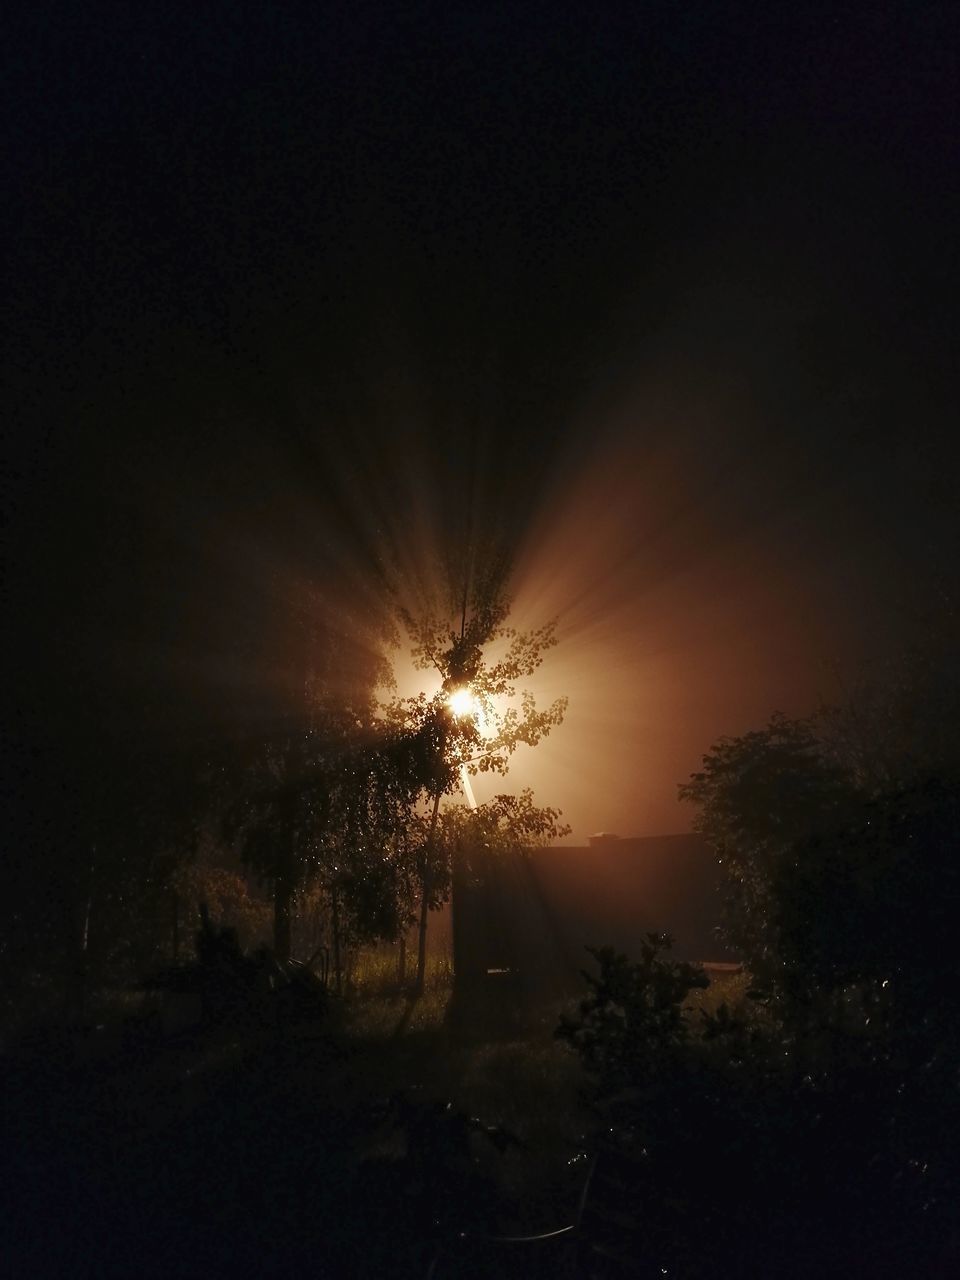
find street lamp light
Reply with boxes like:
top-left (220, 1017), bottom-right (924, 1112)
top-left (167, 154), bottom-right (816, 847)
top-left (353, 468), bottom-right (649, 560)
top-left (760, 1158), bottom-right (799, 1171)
top-left (447, 686), bottom-right (476, 719)
top-left (446, 685), bottom-right (479, 808)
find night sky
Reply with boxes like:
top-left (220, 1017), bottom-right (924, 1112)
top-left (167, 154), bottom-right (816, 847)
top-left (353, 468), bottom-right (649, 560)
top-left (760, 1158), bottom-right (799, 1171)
top-left (7, 3), bottom-right (958, 840)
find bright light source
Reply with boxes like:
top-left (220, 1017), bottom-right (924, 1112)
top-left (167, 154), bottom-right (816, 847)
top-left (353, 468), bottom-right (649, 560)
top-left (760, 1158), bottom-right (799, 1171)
top-left (448, 687), bottom-right (476, 718)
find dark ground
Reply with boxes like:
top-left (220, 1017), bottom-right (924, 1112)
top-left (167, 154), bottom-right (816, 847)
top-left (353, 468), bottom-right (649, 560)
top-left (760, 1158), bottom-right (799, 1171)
top-left (1, 982), bottom-right (591, 1280)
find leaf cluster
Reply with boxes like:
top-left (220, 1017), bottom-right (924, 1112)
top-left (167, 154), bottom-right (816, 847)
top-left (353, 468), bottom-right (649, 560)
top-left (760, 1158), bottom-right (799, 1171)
top-left (390, 586), bottom-right (568, 787)
top-left (556, 935), bottom-right (707, 1095)
top-left (678, 712), bottom-right (854, 980)
top-left (221, 568), bottom-right (570, 957)
top-left (558, 929), bottom-right (960, 1277)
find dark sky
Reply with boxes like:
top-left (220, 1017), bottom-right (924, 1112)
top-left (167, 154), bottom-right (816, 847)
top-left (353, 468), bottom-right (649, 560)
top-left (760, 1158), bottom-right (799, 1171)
top-left (6, 2), bottom-right (959, 837)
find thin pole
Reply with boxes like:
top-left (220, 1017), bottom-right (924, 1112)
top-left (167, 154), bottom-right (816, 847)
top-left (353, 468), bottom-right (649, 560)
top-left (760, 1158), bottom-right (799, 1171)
top-left (459, 766), bottom-right (478, 810)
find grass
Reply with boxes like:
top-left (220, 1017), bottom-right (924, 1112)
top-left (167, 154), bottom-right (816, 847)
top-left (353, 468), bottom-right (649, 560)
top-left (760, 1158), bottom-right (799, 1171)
top-left (340, 947), bottom-right (456, 1037)
top-left (345, 942), bottom-right (455, 994)
top-left (5, 948), bottom-right (763, 1276)
top-left (328, 951), bottom-right (752, 1160)
top-left (329, 956), bottom-right (593, 1239)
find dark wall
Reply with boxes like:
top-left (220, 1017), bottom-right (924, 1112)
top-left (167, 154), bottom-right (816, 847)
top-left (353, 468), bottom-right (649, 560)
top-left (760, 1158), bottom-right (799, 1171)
top-left (452, 835), bottom-right (732, 997)
top-left (530, 835), bottom-right (733, 965)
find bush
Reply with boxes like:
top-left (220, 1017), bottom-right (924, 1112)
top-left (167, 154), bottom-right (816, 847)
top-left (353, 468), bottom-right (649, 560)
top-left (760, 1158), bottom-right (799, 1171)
top-left (556, 935), bottom-right (707, 1094)
top-left (558, 935), bottom-right (960, 1278)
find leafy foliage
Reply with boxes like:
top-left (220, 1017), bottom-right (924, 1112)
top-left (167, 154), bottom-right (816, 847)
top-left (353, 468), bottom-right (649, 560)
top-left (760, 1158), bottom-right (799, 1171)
top-left (386, 563), bottom-right (569, 990)
top-left (223, 720), bottom-right (427, 958)
top-left (390, 556), bottom-right (568, 786)
top-left (679, 692), bottom-right (960, 1029)
top-left (560, 665), bottom-right (960, 1275)
top-left (219, 560), bottom-right (570, 987)
top-left (172, 860), bottom-right (272, 950)
top-left (559, 927), bottom-right (960, 1277)
top-left (421, 789), bottom-right (572, 907)
top-left (453, 787), bottom-right (570, 859)
top-left (678, 712), bottom-right (853, 982)
top-left (556, 936), bottom-right (707, 1094)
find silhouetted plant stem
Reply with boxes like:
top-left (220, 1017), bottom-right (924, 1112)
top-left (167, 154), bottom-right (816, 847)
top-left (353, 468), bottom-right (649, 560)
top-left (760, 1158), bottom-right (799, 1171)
top-left (171, 888), bottom-right (180, 963)
top-left (415, 788), bottom-right (443, 995)
top-left (274, 871), bottom-right (293, 964)
top-left (331, 880), bottom-right (342, 995)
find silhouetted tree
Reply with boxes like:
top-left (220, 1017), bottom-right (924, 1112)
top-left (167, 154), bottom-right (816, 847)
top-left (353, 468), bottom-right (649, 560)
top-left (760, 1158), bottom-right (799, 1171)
top-left (666, 658), bottom-right (960, 1270)
top-left (223, 714), bottom-right (424, 968)
top-left (678, 712), bottom-right (853, 985)
top-left (681, 635), bottom-right (960, 1004)
top-left (222, 608), bottom-right (400, 964)
top-left (387, 559), bottom-right (568, 992)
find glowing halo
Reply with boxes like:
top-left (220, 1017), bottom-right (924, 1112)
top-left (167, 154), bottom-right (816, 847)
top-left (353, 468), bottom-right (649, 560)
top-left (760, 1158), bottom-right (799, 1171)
top-left (447, 687), bottom-right (476, 718)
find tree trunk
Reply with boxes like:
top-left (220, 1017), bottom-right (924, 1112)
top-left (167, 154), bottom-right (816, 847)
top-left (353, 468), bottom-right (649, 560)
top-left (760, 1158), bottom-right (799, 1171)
top-left (274, 875), bottom-right (292, 964)
top-left (451, 835), bottom-right (470, 993)
top-left (415, 876), bottom-right (430, 995)
top-left (331, 882), bottom-right (342, 996)
top-left (72, 856), bottom-right (96, 1019)
top-left (415, 789), bottom-right (443, 995)
top-left (398, 931), bottom-right (407, 986)
top-left (172, 889), bottom-right (181, 963)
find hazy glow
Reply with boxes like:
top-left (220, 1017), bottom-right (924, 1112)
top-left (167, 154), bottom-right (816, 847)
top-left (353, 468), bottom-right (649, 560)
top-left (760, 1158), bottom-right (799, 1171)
top-left (372, 367), bottom-right (854, 844)
top-left (447, 687), bottom-right (477, 719)
top-left (168, 297), bottom-right (867, 847)
top-left (498, 378), bottom-right (853, 840)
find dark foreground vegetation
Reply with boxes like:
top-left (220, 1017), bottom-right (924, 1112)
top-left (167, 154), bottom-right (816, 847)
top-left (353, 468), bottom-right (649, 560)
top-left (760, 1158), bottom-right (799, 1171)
top-left (5, 826), bottom-right (959, 1280)
top-left (4, 904), bottom-right (957, 1279)
top-left (2, 947), bottom-right (592, 1279)
top-left (5, 608), bottom-right (960, 1276)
